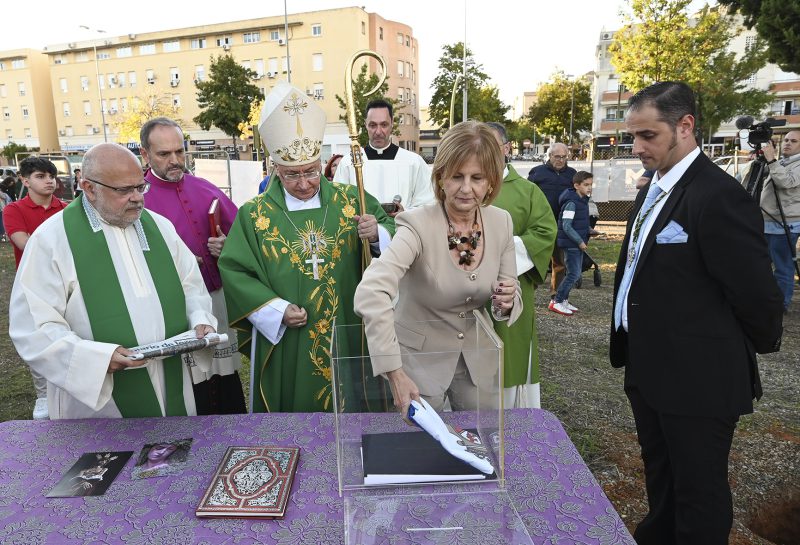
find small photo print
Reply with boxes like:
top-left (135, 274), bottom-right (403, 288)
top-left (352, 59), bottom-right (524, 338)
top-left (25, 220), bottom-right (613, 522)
top-left (47, 451), bottom-right (133, 497)
top-left (131, 438), bottom-right (193, 479)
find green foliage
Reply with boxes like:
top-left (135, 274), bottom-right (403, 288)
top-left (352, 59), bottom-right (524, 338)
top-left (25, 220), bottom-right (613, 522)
top-left (428, 43), bottom-right (509, 128)
top-left (193, 54), bottom-right (262, 148)
top-left (718, 0), bottom-right (800, 74)
top-left (610, 0), bottom-right (772, 138)
top-left (526, 72), bottom-right (592, 142)
top-left (334, 64), bottom-right (398, 147)
top-left (115, 88), bottom-right (184, 143)
top-left (1, 142), bottom-right (28, 165)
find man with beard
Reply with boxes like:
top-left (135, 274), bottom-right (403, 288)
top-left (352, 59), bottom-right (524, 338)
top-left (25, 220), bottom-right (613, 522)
top-left (9, 143), bottom-right (216, 419)
top-left (141, 118), bottom-right (245, 414)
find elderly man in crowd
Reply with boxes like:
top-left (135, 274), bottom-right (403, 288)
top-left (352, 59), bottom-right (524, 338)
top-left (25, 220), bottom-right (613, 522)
top-left (9, 143), bottom-right (216, 419)
top-left (528, 142), bottom-right (577, 297)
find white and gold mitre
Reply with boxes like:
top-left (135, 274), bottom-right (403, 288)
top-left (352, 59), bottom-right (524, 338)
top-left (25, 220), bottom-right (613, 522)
top-left (258, 81), bottom-right (326, 167)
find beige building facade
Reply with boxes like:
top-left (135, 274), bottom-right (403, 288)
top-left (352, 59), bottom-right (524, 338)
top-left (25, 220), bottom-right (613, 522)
top-left (0, 49), bottom-right (59, 153)
top-left (6, 7), bottom-right (420, 158)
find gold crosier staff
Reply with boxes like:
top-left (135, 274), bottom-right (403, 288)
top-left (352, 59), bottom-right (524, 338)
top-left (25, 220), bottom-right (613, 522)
top-left (449, 74), bottom-right (463, 129)
top-left (344, 50), bottom-right (387, 268)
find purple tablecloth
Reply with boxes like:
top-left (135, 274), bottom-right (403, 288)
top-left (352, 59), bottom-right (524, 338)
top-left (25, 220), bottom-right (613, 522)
top-left (0, 409), bottom-right (634, 544)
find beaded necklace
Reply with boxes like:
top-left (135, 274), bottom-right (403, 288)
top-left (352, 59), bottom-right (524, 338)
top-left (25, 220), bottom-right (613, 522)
top-left (444, 205), bottom-right (482, 266)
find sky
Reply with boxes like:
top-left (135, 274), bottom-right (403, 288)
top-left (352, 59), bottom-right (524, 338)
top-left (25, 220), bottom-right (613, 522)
top-left (1, 0), bottom-right (703, 113)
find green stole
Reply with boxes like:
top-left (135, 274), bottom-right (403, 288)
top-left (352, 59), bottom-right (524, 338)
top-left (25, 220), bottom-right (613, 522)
top-left (63, 197), bottom-right (189, 417)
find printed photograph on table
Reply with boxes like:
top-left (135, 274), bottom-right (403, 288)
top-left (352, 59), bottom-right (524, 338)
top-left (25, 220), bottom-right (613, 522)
top-left (47, 451), bottom-right (133, 497)
top-left (131, 438), bottom-right (193, 479)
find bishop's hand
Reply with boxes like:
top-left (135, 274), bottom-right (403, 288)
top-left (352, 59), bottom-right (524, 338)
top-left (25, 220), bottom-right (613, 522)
top-left (282, 304), bottom-right (308, 328)
top-left (353, 214), bottom-right (379, 242)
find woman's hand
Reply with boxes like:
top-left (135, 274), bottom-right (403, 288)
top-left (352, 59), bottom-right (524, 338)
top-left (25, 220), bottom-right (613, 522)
top-left (385, 368), bottom-right (421, 423)
top-left (491, 280), bottom-right (515, 317)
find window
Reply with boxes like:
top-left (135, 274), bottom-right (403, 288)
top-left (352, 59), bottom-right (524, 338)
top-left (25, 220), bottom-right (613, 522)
top-left (170, 67), bottom-right (180, 85)
top-left (3, 107), bottom-right (10, 120)
top-left (18, 82), bottom-right (25, 96)
top-left (281, 56), bottom-right (288, 73)
top-left (86, 124), bottom-right (94, 135)
top-left (163, 40), bottom-right (180, 53)
top-left (253, 59), bottom-right (264, 77)
top-left (195, 65), bottom-right (205, 82)
top-left (606, 77), bottom-right (619, 92)
top-left (146, 69), bottom-right (155, 84)
top-left (117, 46), bottom-right (132, 58)
top-left (12, 59), bottom-right (25, 69)
top-left (65, 126), bottom-right (74, 137)
top-left (312, 53), bottom-right (323, 72)
top-left (398, 88), bottom-right (404, 102)
top-left (120, 98), bottom-right (128, 113)
top-left (128, 71), bottom-right (137, 88)
top-left (76, 51), bottom-right (88, 62)
top-left (405, 35), bottom-right (410, 46)
top-left (0, 62), bottom-right (5, 71)
top-left (362, 22), bottom-right (366, 34)
top-left (241, 60), bottom-right (251, 70)
top-left (83, 101), bottom-right (92, 116)
top-left (97, 74), bottom-right (104, 90)
top-left (80, 76), bottom-right (90, 90)
top-left (107, 73), bottom-right (116, 88)
top-left (745, 35), bottom-right (757, 49)
top-left (406, 62), bottom-right (411, 80)
top-left (0, 84), bottom-right (5, 97)
top-left (139, 43), bottom-right (156, 55)
top-left (191, 38), bottom-right (206, 49)
top-left (54, 55), bottom-right (65, 65)
top-left (243, 32), bottom-right (260, 43)
top-left (313, 83), bottom-right (324, 100)
top-left (216, 35), bottom-right (233, 47)
top-left (97, 52), bottom-right (111, 60)
top-left (101, 100), bottom-right (108, 114)
top-left (397, 32), bottom-right (404, 44)
top-left (745, 73), bottom-right (757, 86)
top-left (399, 114), bottom-right (405, 125)
top-left (5, 130), bottom-right (12, 140)
top-left (269, 57), bottom-right (278, 75)
top-left (24, 127), bottom-right (31, 138)
top-left (172, 94), bottom-right (181, 109)
top-left (605, 107), bottom-right (624, 120)
top-left (311, 24), bottom-right (321, 37)
top-left (60, 78), bottom-right (68, 93)
top-left (270, 30), bottom-right (280, 41)
top-left (109, 98), bottom-right (118, 114)
top-left (397, 61), bottom-right (404, 78)
top-left (21, 106), bottom-right (29, 119)
top-left (379, 27), bottom-right (383, 40)
top-left (63, 103), bottom-right (71, 117)
top-left (117, 72), bottom-right (126, 87)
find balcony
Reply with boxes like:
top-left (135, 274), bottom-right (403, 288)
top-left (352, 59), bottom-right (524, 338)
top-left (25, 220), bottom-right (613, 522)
top-left (599, 119), bottom-right (625, 132)
top-left (769, 80), bottom-right (800, 94)
top-left (601, 90), bottom-right (633, 103)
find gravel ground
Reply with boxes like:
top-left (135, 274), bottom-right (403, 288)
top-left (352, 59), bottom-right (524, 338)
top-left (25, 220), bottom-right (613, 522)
top-left (536, 238), bottom-right (799, 545)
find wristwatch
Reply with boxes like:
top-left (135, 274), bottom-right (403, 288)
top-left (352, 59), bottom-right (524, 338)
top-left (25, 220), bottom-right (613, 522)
top-left (766, 158), bottom-right (777, 165)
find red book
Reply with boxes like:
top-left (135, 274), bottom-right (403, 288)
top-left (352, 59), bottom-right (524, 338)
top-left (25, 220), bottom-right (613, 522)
top-left (208, 198), bottom-right (220, 236)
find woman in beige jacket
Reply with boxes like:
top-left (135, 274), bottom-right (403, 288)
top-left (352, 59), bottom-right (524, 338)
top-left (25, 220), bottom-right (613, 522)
top-left (354, 121), bottom-right (522, 415)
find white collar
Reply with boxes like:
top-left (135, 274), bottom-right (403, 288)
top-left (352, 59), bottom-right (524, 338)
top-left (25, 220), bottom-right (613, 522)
top-left (651, 147), bottom-right (701, 193)
top-left (283, 187), bottom-right (321, 211)
top-left (81, 196), bottom-right (149, 249)
top-left (369, 142), bottom-right (392, 154)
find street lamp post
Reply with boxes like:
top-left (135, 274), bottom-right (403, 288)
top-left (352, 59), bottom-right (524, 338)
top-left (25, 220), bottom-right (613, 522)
top-left (80, 25), bottom-right (108, 143)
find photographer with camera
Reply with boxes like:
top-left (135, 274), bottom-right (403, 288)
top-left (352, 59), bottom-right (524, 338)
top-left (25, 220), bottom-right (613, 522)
top-left (762, 131), bottom-right (800, 312)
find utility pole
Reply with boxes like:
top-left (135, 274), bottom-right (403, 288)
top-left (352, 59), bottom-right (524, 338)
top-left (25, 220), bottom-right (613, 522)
top-left (80, 25), bottom-right (108, 143)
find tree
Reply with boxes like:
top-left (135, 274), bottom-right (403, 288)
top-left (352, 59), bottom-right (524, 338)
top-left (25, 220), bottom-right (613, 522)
top-left (1, 142), bottom-right (27, 165)
top-left (194, 54), bottom-right (261, 151)
top-left (334, 63), bottom-right (399, 147)
top-left (609, 0), bottom-right (773, 139)
top-left (526, 72), bottom-right (592, 143)
top-left (428, 42), bottom-right (508, 129)
top-left (718, 0), bottom-right (800, 74)
top-left (114, 88), bottom-right (183, 143)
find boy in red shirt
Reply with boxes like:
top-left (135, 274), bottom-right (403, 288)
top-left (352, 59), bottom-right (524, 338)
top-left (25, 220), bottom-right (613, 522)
top-left (3, 156), bottom-right (67, 419)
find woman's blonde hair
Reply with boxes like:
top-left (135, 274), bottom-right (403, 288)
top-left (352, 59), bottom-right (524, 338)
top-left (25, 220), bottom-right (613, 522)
top-left (431, 120), bottom-right (504, 206)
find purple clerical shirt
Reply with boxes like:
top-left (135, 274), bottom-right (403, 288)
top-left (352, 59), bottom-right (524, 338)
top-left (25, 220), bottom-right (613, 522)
top-left (143, 169), bottom-right (238, 293)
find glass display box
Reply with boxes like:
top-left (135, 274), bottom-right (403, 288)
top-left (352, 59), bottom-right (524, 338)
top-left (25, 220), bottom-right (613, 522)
top-left (330, 312), bottom-right (534, 545)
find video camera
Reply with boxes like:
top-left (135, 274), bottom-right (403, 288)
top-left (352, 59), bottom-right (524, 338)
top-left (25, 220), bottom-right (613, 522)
top-left (736, 116), bottom-right (787, 148)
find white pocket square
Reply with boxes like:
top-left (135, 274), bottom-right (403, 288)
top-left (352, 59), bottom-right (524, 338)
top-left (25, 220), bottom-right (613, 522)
top-left (656, 220), bottom-right (689, 244)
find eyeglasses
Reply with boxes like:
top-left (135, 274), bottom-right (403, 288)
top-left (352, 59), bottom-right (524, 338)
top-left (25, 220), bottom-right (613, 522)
top-left (281, 169), bottom-right (321, 182)
top-left (86, 177), bottom-right (150, 195)
top-left (551, 155), bottom-right (568, 160)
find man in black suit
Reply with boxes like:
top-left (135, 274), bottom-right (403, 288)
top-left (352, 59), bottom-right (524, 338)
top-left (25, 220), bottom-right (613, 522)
top-left (610, 81), bottom-right (783, 545)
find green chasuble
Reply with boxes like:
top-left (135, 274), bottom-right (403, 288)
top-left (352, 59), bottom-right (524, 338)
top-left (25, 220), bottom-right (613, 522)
top-left (490, 165), bottom-right (557, 386)
top-left (219, 177), bottom-right (395, 412)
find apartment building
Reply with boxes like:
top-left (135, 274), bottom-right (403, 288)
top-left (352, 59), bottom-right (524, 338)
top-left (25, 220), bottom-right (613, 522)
top-left (0, 49), bottom-right (59, 151)
top-left (591, 20), bottom-right (800, 155)
top-left (32, 7), bottom-right (419, 156)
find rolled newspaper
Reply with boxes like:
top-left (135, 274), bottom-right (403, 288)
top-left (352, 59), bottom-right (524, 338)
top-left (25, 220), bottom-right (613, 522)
top-left (127, 331), bottom-right (228, 361)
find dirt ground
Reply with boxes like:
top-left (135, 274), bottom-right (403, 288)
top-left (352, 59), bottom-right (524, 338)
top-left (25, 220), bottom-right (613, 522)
top-left (536, 237), bottom-right (800, 545)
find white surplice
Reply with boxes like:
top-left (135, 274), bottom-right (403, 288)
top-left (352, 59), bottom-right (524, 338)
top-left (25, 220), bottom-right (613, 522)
top-left (334, 147), bottom-right (435, 209)
top-left (9, 207), bottom-right (216, 419)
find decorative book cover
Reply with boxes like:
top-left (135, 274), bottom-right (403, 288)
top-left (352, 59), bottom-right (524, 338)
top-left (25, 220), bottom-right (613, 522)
top-left (208, 197), bottom-right (220, 235)
top-left (196, 446), bottom-right (299, 518)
